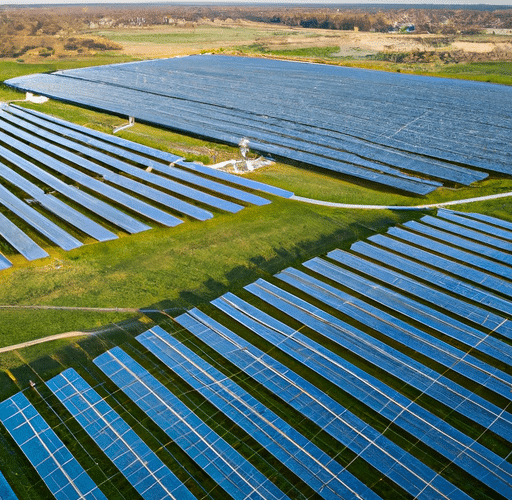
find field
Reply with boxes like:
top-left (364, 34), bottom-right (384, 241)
top-left (0, 15), bottom-right (511, 499)
top-left (1, 19), bottom-right (512, 361)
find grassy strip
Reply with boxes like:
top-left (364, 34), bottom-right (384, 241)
top-left (0, 309), bottom-right (137, 349)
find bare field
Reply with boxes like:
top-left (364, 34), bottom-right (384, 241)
top-left (92, 20), bottom-right (512, 61)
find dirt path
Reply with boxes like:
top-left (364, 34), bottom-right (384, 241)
top-left (0, 305), bottom-right (141, 313)
top-left (0, 331), bottom-right (89, 353)
top-left (291, 191), bottom-right (512, 210)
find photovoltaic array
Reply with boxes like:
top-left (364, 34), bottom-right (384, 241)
top-left (6, 55), bottom-right (512, 194)
top-left (0, 104), bottom-right (292, 269)
top-left (0, 393), bottom-right (107, 500)
top-left (1, 209), bottom-right (511, 499)
top-left (0, 470), bottom-right (18, 500)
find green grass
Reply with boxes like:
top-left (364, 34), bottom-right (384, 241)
top-left (0, 309), bottom-right (137, 349)
top-left (0, 198), bottom-right (417, 346)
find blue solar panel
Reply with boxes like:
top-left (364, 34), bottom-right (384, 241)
top-left (438, 210), bottom-right (512, 242)
top-left (387, 225), bottom-right (512, 280)
top-left (0, 209), bottom-right (49, 261)
top-left (0, 470), bottom-right (18, 500)
top-left (7, 56), bottom-right (512, 193)
top-left (94, 347), bottom-right (288, 500)
top-left (238, 283), bottom-right (512, 498)
top-left (248, 275), bottom-right (512, 440)
top-left (425, 213), bottom-right (512, 251)
top-left (13, 105), bottom-right (294, 199)
top-left (3, 73), bottom-right (445, 195)
top-left (458, 211), bottom-right (512, 233)
top-left (404, 220), bottom-right (512, 270)
top-left (177, 307), bottom-right (470, 500)
top-left (47, 368), bottom-right (195, 500)
top-left (0, 112), bottom-right (209, 222)
top-left (137, 326), bottom-right (380, 500)
top-left (6, 105), bottom-right (272, 208)
top-left (0, 183), bottom-right (82, 251)
top-left (3, 108), bottom-right (253, 213)
top-left (334, 244), bottom-right (512, 339)
top-left (0, 392), bottom-right (107, 500)
top-left (0, 160), bottom-right (116, 243)
top-left (364, 235), bottom-right (512, 319)
top-left (303, 255), bottom-right (512, 398)
top-left (0, 126), bottom-right (180, 228)
top-left (0, 253), bottom-right (12, 270)
top-left (367, 231), bottom-right (512, 299)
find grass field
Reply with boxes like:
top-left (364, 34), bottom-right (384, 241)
top-left (1, 51), bottom-right (512, 360)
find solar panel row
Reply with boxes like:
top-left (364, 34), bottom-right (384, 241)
top-left (244, 277), bottom-right (512, 439)
top-left (0, 470), bottom-right (18, 500)
top-left (0, 211), bottom-right (48, 261)
top-left (362, 235), bottom-right (512, 318)
top-left (329, 244), bottom-right (512, 340)
top-left (230, 284), bottom-right (512, 498)
top-left (7, 56), bottom-right (511, 193)
top-left (2, 107), bottom-right (255, 214)
top-left (2, 74), bottom-right (448, 195)
top-left (47, 368), bottom-right (196, 500)
top-left (137, 326), bottom-right (380, 500)
top-left (387, 225), bottom-right (512, 280)
top-left (366, 231), bottom-right (512, 299)
top-left (177, 305), bottom-right (470, 500)
top-left (0, 392), bottom-right (107, 500)
top-left (94, 346), bottom-right (289, 500)
top-left (422, 214), bottom-right (512, 252)
top-left (404, 220), bottom-right (512, 268)
top-left (0, 183), bottom-right (82, 252)
top-left (437, 209), bottom-right (512, 242)
top-left (13, 105), bottom-right (294, 199)
top-left (302, 256), bottom-right (512, 398)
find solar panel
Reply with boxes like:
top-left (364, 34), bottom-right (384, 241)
top-left (177, 306), bottom-right (470, 500)
top-left (335, 244), bottom-right (512, 339)
top-left (12, 105), bottom-right (294, 199)
top-left (0, 162), bottom-right (116, 243)
top-left (357, 237), bottom-right (512, 319)
top-left (3, 75), bottom-right (442, 195)
top-left (404, 220), bottom-right (512, 269)
top-left (0, 128), bottom-right (181, 228)
top-left (94, 347), bottom-right (288, 500)
top-left (46, 369), bottom-right (195, 500)
top-left (0, 392), bottom-right (107, 500)
top-left (303, 255), bottom-right (512, 398)
top-left (0, 470), bottom-right (18, 500)
top-left (438, 209), bottom-right (512, 241)
top-left (367, 231), bottom-right (512, 299)
top-left (387, 226), bottom-right (512, 280)
top-left (0, 253), bottom-right (12, 270)
top-left (0, 112), bottom-right (213, 220)
top-left (0, 211), bottom-right (48, 261)
top-left (6, 105), bottom-right (272, 208)
top-left (246, 276), bottom-right (512, 440)
top-left (0, 183), bottom-right (82, 251)
top-left (137, 326), bottom-right (380, 500)
top-left (456, 210), bottom-right (512, 233)
top-left (7, 56), bottom-right (512, 193)
top-left (427, 213), bottom-right (512, 251)
top-left (0, 142), bottom-right (148, 234)
top-left (239, 282), bottom-right (512, 498)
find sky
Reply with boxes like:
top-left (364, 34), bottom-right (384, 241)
top-left (2, 0), bottom-right (512, 5)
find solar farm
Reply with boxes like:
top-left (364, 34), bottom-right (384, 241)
top-left (0, 54), bottom-right (511, 500)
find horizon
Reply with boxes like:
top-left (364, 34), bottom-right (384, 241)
top-left (2, 1), bottom-right (512, 7)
